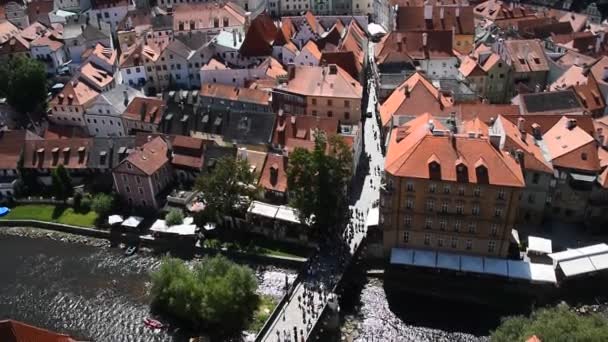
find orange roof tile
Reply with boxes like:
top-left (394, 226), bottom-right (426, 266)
top-left (202, 57), bottom-right (227, 70)
top-left (122, 97), bottom-right (165, 125)
top-left (385, 113), bottom-right (524, 187)
top-left (0, 320), bottom-right (75, 342)
top-left (24, 138), bottom-right (92, 170)
top-left (124, 136), bottom-right (169, 175)
top-left (273, 113), bottom-right (339, 151)
top-left (280, 64), bottom-right (362, 99)
top-left (259, 153), bottom-right (288, 193)
top-left (91, 42), bottom-right (117, 65)
top-left (50, 80), bottom-right (99, 107)
top-left (462, 117), bottom-right (489, 136)
top-left (173, 2), bottom-right (246, 32)
top-left (200, 83), bottom-right (270, 105)
top-left (459, 55), bottom-right (487, 77)
top-left (301, 40), bottom-right (321, 60)
top-left (80, 62), bottom-right (113, 89)
top-left (543, 116), bottom-right (599, 172)
top-left (379, 72), bottom-right (453, 127)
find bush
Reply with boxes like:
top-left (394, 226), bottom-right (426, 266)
top-left (165, 208), bottom-right (184, 226)
top-left (73, 192), bottom-right (83, 209)
top-left (491, 304), bottom-right (608, 342)
top-left (150, 255), bottom-right (259, 334)
top-left (91, 193), bottom-right (113, 217)
top-left (80, 195), bottom-right (92, 212)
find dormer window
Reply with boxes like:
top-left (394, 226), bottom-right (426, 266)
top-left (428, 155), bottom-right (441, 181)
top-left (456, 162), bottom-right (468, 183)
top-left (475, 158), bottom-right (489, 185)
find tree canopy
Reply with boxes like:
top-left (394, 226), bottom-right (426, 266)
top-left (51, 165), bottom-right (73, 200)
top-left (287, 132), bottom-right (352, 231)
top-left (91, 193), bottom-right (113, 217)
top-left (0, 57), bottom-right (47, 114)
top-left (491, 304), bottom-right (608, 342)
top-left (150, 255), bottom-right (259, 334)
top-left (165, 208), bottom-right (184, 226)
top-left (195, 157), bottom-right (258, 218)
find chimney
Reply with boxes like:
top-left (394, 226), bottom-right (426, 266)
top-left (269, 163), bottom-right (279, 186)
top-left (287, 63), bottom-right (295, 81)
top-left (517, 117), bottom-right (525, 132)
top-left (403, 85), bottom-right (410, 96)
top-left (395, 126), bottom-right (408, 142)
top-left (422, 32), bottom-right (428, 47)
top-left (290, 115), bottom-right (297, 137)
top-left (329, 64), bottom-right (338, 75)
top-left (232, 29), bottom-right (237, 47)
top-left (515, 149), bottom-right (525, 166)
top-left (123, 90), bottom-right (129, 106)
top-left (531, 123), bottom-right (542, 139)
top-left (566, 118), bottom-right (577, 130)
top-left (489, 117), bottom-right (496, 126)
top-left (428, 119), bottom-right (435, 132)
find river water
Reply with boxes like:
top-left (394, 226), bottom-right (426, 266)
top-left (0, 234), bottom-right (297, 342)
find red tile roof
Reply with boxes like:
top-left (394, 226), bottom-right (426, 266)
top-left (379, 72), bottom-right (453, 127)
top-left (397, 5), bottom-right (474, 35)
top-left (50, 80), bottom-right (99, 107)
top-left (0, 130), bottom-right (30, 170)
top-left (239, 12), bottom-right (277, 57)
top-left (124, 136), bottom-right (169, 175)
top-left (273, 113), bottom-right (339, 152)
top-left (199, 83), bottom-right (270, 105)
top-left (259, 153), bottom-right (288, 193)
top-left (24, 138), bottom-right (92, 170)
top-left (504, 114), bottom-right (595, 137)
top-left (543, 116), bottom-right (600, 172)
top-left (385, 113), bottom-right (525, 187)
top-left (474, 0), bottom-right (532, 21)
top-left (173, 2), bottom-right (246, 32)
top-left (0, 320), bottom-right (75, 342)
top-left (502, 39), bottom-right (549, 73)
top-left (280, 64), bottom-right (362, 99)
top-left (122, 97), bottom-right (165, 125)
top-left (375, 30), bottom-right (454, 65)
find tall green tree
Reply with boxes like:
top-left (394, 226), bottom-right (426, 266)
top-left (150, 255), bottom-right (259, 334)
top-left (491, 304), bottom-right (608, 342)
top-left (287, 132), bottom-right (352, 231)
top-left (195, 157), bottom-right (257, 218)
top-left (51, 165), bottom-right (73, 200)
top-left (91, 193), bottom-right (113, 217)
top-left (0, 57), bottom-right (47, 114)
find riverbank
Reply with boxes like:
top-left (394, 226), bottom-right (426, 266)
top-left (0, 226), bottom-right (110, 248)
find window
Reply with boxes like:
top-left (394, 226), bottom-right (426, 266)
top-left (443, 185), bottom-right (450, 194)
top-left (456, 202), bottom-right (464, 215)
top-left (344, 112), bottom-right (350, 120)
top-left (125, 186), bottom-right (131, 193)
top-left (472, 204), bottom-right (480, 216)
top-left (406, 198), bottom-right (414, 209)
top-left (406, 182), bottom-right (414, 192)
top-left (454, 220), bottom-right (461, 232)
top-left (441, 201), bottom-right (448, 213)
top-left (458, 186), bottom-right (465, 196)
top-left (466, 240), bottom-right (472, 250)
top-left (532, 173), bottom-right (540, 184)
top-left (344, 100), bottom-right (350, 107)
top-left (426, 199), bottom-right (435, 212)
top-left (138, 187), bottom-right (144, 195)
top-left (136, 176), bottom-right (141, 184)
top-left (312, 98), bottom-right (317, 105)
top-left (494, 207), bottom-right (503, 218)
top-left (327, 99), bottom-right (333, 106)
top-left (429, 183), bottom-right (436, 193)
top-left (497, 189), bottom-right (505, 200)
top-left (404, 215), bottom-right (411, 227)
top-left (327, 111), bottom-right (333, 117)
top-left (122, 175), bottom-right (127, 182)
top-left (528, 194), bottom-right (535, 204)
top-left (468, 222), bottom-right (476, 233)
top-left (488, 240), bottom-right (496, 253)
top-left (126, 163), bottom-right (132, 169)
top-left (439, 219), bottom-right (447, 231)
top-left (451, 237), bottom-right (458, 248)
top-left (312, 110), bottom-right (318, 116)
top-left (424, 234), bottom-right (431, 246)
top-left (425, 217), bottom-right (433, 229)
top-left (223, 17), bottom-right (229, 27)
top-left (437, 238), bottom-right (444, 247)
top-left (474, 187), bottom-right (481, 197)
top-left (403, 231), bottom-right (409, 243)
top-left (126, 69), bottom-right (132, 75)
top-left (490, 224), bottom-right (498, 237)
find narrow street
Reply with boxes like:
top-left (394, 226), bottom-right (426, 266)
top-left (259, 44), bottom-right (385, 342)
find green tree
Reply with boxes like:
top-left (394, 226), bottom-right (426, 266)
top-left (287, 132), bottom-right (352, 231)
top-left (0, 57), bottom-right (47, 114)
top-left (150, 255), bottom-right (259, 334)
top-left (195, 157), bottom-right (257, 218)
top-left (491, 304), bottom-right (608, 342)
top-left (51, 165), bottom-right (73, 200)
top-left (91, 193), bottom-right (113, 217)
top-left (165, 208), bottom-right (184, 226)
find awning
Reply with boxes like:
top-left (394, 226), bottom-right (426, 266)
top-left (527, 236), bottom-right (553, 255)
top-left (108, 215), bottom-right (124, 225)
top-left (122, 216), bottom-right (143, 228)
top-left (276, 206), bottom-right (301, 224)
top-left (570, 173), bottom-right (596, 182)
top-left (150, 219), bottom-right (196, 236)
top-left (248, 201), bottom-right (279, 219)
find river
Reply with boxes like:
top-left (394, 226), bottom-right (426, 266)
top-left (0, 233), bottom-right (297, 341)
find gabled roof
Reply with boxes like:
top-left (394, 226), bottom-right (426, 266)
top-left (173, 2), bottom-right (246, 32)
top-left (24, 138), bottom-right (93, 170)
top-left (379, 72), bottom-right (453, 127)
top-left (474, 0), bottom-right (532, 21)
top-left (375, 31), bottom-right (454, 65)
top-left (121, 136), bottom-right (169, 175)
top-left (385, 113), bottom-right (524, 187)
top-left (199, 83), bottom-right (270, 105)
top-left (273, 113), bottom-right (339, 152)
top-left (259, 153), bottom-right (288, 193)
top-left (50, 80), bottom-right (99, 107)
top-left (300, 40), bottom-right (321, 60)
top-left (397, 5), bottom-right (474, 35)
top-left (494, 115), bottom-right (553, 174)
top-left (279, 64), bottom-right (362, 99)
top-left (304, 11), bottom-right (324, 36)
top-left (502, 39), bottom-right (549, 73)
top-left (543, 116), bottom-right (599, 172)
top-left (239, 12), bottom-right (277, 57)
top-left (0, 20), bottom-right (19, 44)
top-left (80, 62), bottom-right (113, 90)
top-left (459, 55), bottom-right (487, 77)
top-left (122, 97), bottom-right (165, 125)
top-left (119, 42), bottom-right (144, 68)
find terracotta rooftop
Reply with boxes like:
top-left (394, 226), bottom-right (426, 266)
top-left (304, 11), bottom-right (325, 36)
top-left (546, 9), bottom-right (588, 32)
top-left (173, 2), bottom-right (246, 32)
top-left (504, 114), bottom-right (595, 138)
top-left (31, 32), bottom-right (63, 52)
top-left (24, 138), bottom-right (92, 170)
top-left (554, 50), bottom-right (595, 68)
top-left (375, 30), bottom-right (454, 65)
top-left (0, 20), bottom-right (19, 44)
top-left (473, 0), bottom-right (532, 21)
top-left (385, 113), bottom-right (525, 187)
top-left (200, 83), bottom-right (270, 105)
top-left (273, 113), bottom-right (339, 152)
top-left (280, 64), bottom-right (362, 99)
top-left (119, 42), bottom-right (144, 68)
top-left (122, 97), bottom-right (165, 125)
top-left (90, 42), bottom-right (117, 66)
top-left (379, 72), bottom-right (453, 127)
top-left (239, 12), bottom-right (277, 57)
top-left (201, 57), bottom-right (227, 71)
top-left (516, 90), bottom-right (583, 115)
top-left (0, 130), bottom-right (30, 170)
top-left (502, 39), bottom-right (549, 73)
top-left (123, 136), bottom-right (169, 175)
top-left (259, 153), bottom-right (288, 193)
top-left (50, 80), bottom-right (99, 107)
top-left (170, 135), bottom-right (207, 170)
top-left (80, 62), bottom-right (114, 89)
top-left (459, 55), bottom-right (487, 77)
top-left (397, 5), bottom-right (474, 35)
top-left (301, 40), bottom-right (322, 61)
top-left (543, 116), bottom-right (599, 172)
top-left (494, 115), bottom-right (553, 174)
top-left (0, 320), bottom-right (75, 342)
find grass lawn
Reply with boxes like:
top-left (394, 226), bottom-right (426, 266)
top-left (248, 295), bottom-right (277, 333)
top-left (1, 204), bottom-right (98, 227)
